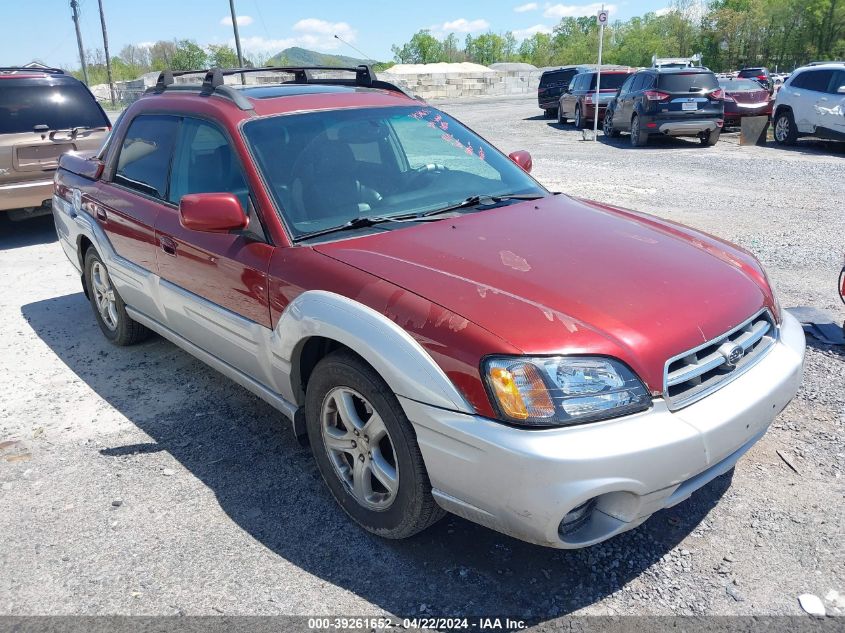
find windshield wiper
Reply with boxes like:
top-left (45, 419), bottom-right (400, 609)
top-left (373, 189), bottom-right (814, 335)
top-left (293, 214), bottom-right (427, 242)
top-left (420, 193), bottom-right (545, 217)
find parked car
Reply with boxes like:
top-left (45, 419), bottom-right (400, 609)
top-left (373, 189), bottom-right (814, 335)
top-left (0, 67), bottom-right (110, 220)
top-left (651, 54), bottom-right (703, 70)
top-left (737, 67), bottom-right (773, 93)
top-left (603, 67), bottom-right (725, 147)
top-left (558, 68), bottom-right (635, 128)
top-left (538, 66), bottom-right (590, 118)
top-left (54, 65), bottom-right (805, 550)
top-left (772, 62), bottom-right (845, 145)
top-left (718, 77), bottom-right (773, 127)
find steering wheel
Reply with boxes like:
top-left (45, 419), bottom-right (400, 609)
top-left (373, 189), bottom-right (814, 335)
top-left (406, 163), bottom-right (448, 187)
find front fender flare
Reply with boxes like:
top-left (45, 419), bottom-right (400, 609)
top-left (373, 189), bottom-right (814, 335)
top-left (274, 290), bottom-right (474, 414)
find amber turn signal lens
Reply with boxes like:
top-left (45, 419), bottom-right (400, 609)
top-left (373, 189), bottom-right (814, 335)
top-left (488, 363), bottom-right (555, 420)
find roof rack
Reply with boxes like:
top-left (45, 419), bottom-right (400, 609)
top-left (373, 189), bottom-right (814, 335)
top-left (0, 66), bottom-right (66, 75)
top-left (145, 65), bottom-right (413, 111)
top-left (805, 60), bottom-right (845, 66)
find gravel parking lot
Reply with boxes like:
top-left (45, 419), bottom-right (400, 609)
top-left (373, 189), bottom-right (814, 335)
top-left (1, 95), bottom-right (843, 622)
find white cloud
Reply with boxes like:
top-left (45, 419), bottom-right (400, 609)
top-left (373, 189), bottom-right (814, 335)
top-left (136, 41), bottom-right (155, 49)
top-left (654, 7), bottom-right (672, 16)
top-left (514, 2), bottom-right (539, 12)
top-left (543, 3), bottom-right (617, 18)
top-left (512, 23), bottom-right (554, 40)
top-left (220, 15), bottom-right (254, 27)
top-left (433, 18), bottom-right (491, 35)
top-left (235, 19), bottom-right (358, 55)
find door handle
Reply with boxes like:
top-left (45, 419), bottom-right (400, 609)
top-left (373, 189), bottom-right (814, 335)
top-left (159, 235), bottom-right (177, 256)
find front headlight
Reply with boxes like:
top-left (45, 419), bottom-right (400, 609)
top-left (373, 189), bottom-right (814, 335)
top-left (482, 356), bottom-right (651, 427)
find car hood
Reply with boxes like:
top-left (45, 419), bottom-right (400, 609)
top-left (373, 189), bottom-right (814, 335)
top-left (315, 195), bottom-right (775, 392)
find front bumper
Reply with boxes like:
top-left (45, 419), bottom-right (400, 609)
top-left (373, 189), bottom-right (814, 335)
top-left (403, 311), bottom-right (805, 548)
top-left (0, 178), bottom-right (54, 212)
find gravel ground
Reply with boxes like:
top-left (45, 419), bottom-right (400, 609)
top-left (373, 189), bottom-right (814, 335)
top-left (0, 95), bottom-right (843, 622)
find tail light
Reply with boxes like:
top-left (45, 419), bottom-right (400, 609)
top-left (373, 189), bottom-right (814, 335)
top-left (710, 88), bottom-right (725, 100)
top-left (644, 90), bottom-right (670, 101)
top-left (756, 75), bottom-right (767, 81)
top-left (584, 93), bottom-right (593, 104)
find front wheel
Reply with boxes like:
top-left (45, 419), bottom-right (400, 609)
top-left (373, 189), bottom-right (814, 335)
top-left (305, 350), bottom-right (445, 539)
top-left (84, 249), bottom-right (150, 346)
top-left (773, 110), bottom-right (797, 145)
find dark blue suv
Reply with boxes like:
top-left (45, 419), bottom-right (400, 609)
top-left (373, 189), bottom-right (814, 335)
top-left (603, 68), bottom-right (725, 147)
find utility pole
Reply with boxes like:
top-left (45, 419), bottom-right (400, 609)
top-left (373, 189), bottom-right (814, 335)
top-left (228, 0), bottom-right (245, 67)
top-left (70, 0), bottom-right (89, 85)
top-left (593, 5), bottom-right (608, 141)
top-left (97, 0), bottom-right (116, 107)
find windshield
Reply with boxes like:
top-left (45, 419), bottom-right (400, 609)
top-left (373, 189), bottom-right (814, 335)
top-left (719, 78), bottom-right (766, 91)
top-left (243, 106), bottom-right (545, 239)
top-left (0, 83), bottom-right (109, 134)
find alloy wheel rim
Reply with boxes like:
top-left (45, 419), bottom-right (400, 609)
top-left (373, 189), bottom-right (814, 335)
top-left (575, 107), bottom-right (581, 127)
top-left (632, 117), bottom-right (639, 141)
top-left (320, 386), bottom-right (399, 511)
top-left (91, 261), bottom-right (118, 331)
top-left (775, 116), bottom-right (788, 141)
top-left (604, 113), bottom-right (612, 136)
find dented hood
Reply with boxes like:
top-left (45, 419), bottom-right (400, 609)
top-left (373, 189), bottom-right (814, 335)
top-left (315, 195), bottom-right (775, 392)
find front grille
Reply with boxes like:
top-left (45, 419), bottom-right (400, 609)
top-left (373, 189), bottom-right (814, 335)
top-left (664, 310), bottom-right (777, 410)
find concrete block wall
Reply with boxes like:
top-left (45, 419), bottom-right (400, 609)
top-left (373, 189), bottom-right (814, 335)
top-left (378, 70), bottom-right (542, 100)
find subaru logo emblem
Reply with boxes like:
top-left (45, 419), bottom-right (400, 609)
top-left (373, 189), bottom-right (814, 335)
top-left (718, 342), bottom-right (744, 368)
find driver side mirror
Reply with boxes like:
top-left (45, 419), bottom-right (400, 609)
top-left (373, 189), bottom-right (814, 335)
top-left (179, 193), bottom-right (248, 233)
top-left (508, 150), bottom-right (533, 174)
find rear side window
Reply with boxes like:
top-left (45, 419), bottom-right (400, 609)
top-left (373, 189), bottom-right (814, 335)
top-left (657, 72), bottom-right (719, 92)
top-left (590, 73), bottom-right (630, 90)
top-left (0, 82), bottom-right (109, 134)
top-left (113, 115), bottom-right (179, 200)
top-left (792, 69), bottom-right (835, 92)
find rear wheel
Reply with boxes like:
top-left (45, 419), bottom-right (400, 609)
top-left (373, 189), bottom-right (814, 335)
top-left (557, 106), bottom-right (567, 125)
top-left (773, 109), bottom-right (797, 145)
top-left (630, 114), bottom-right (649, 147)
top-left (305, 350), bottom-right (445, 539)
top-left (574, 105), bottom-right (583, 129)
top-left (84, 249), bottom-right (150, 346)
top-left (544, 108), bottom-right (556, 119)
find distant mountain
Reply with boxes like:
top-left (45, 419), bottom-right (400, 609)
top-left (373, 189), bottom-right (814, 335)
top-left (266, 47), bottom-right (370, 67)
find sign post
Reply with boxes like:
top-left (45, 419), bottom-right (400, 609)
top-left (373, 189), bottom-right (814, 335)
top-left (594, 7), bottom-right (609, 141)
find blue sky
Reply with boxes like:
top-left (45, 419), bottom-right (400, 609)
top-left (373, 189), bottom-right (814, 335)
top-left (2, 1), bottom-right (670, 68)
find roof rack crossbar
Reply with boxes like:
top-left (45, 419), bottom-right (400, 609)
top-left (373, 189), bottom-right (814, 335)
top-left (0, 66), bottom-right (66, 75)
top-left (144, 64), bottom-right (414, 110)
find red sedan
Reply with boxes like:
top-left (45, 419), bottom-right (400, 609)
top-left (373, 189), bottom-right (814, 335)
top-left (719, 77), bottom-right (773, 127)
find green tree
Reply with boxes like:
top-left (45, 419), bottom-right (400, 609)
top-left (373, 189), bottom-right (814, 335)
top-left (169, 40), bottom-right (207, 70)
top-left (208, 44), bottom-right (240, 68)
top-left (465, 33), bottom-right (507, 64)
top-left (391, 30), bottom-right (443, 63)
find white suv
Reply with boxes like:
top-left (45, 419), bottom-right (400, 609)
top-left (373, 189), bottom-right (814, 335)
top-left (773, 62), bottom-right (845, 144)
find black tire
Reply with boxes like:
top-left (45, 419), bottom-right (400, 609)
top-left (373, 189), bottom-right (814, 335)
top-left (603, 110), bottom-right (620, 137)
top-left (557, 106), bottom-right (567, 125)
top-left (305, 350), bottom-right (445, 539)
top-left (630, 114), bottom-right (649, 147)
top-left (773, 109), bottom-right (798, 145)
top-left (701, 128), bottom-right (720, 146)
top-left (83, 248), bottom-right (151, 346)
top-left (574, 104), bottom-right (583, 129)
